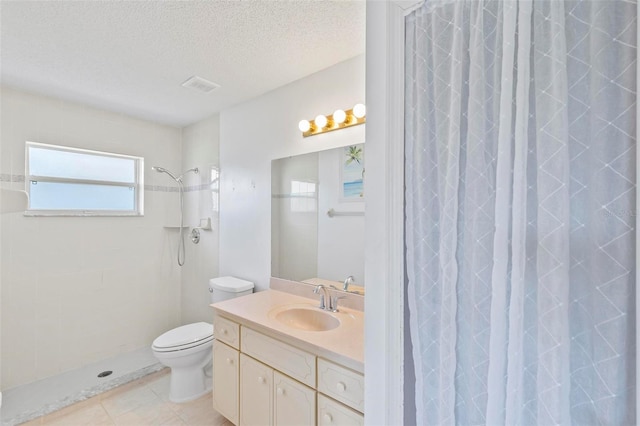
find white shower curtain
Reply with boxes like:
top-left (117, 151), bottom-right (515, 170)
top-left (405, 1), bottom-right (636, 424)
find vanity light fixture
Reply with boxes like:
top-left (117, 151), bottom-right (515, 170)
top-left (315, 114), bottom-right (328, 129)
top-left (333, 109), bottom-right (347, 124)
top-left (352, 103), bottom-right (366, 119)
top-left (299, 103), bottom-right (366, 138)
top-left (298, 119), bottom-right (311, 132)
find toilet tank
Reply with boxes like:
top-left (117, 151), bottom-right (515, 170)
top-left (209, 276), bottom-right (254, 303)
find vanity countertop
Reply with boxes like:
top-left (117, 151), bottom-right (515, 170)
top-left (211, 289), bottom-right (364, 373)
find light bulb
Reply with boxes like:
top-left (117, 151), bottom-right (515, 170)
top-left (315, 114), bottom-right (327, 129)
top-left (353, 103), bottom-right (366, 119)
top-left (333, 109), bottom-right (346, 124)
top-left (298, 119), bottom-right (311, 132)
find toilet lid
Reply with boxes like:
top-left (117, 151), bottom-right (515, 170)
top-left (152, 322), bottom-right (213, 350)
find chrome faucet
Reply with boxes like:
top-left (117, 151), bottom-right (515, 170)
top-left (343, 275), bottom-right (354, 291)
top-left (330, 294), bottom-right (346, 313)
top-left (313, 285), bottom-right (330, 310)
top-left (314, 284), bottom-right (345, 312)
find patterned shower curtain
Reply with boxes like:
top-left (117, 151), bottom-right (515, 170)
top-left (405, 1), bottom-right (636, 424)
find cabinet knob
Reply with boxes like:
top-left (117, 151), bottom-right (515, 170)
top-left (323, 413), bottom-right (333, 423)
top-left (276, 387), bottom-right (284, 396)
top-left (336, 381), bottom-right (346, 392)
top-left (221, 328), bottom-right (228, 335)
top-left (257, 376), bottom-right (265, 384)
top-left (226, 358), bottom-right (233, 364)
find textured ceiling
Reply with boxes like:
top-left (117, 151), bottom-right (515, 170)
top-left (0, 1), bottom-right (365, 127)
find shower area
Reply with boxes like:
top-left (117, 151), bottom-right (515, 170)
top-left (403, 0), bottom-right (637, 424)
top-left (0, 89), bottom-right (221, 424)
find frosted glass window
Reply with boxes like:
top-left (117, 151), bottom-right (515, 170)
top-left (290, 180), bottom-right (316, 212)
top-left (26, 142), bottom-right (143, 215)
top-left (29, 147), bottom-right (135, 183)
top-left (29, 182), bottom-right (135, 211)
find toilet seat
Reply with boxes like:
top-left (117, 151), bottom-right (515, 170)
top-left (152, 322), bottom-right (213, 352)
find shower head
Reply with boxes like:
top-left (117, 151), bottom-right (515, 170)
top-left (151, 166), bottom-right (179, 182)
top-left (176, 167), bottom-right (199, 181)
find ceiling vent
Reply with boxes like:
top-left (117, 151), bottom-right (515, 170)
top-left (181, 76), bottom-right (220, 94)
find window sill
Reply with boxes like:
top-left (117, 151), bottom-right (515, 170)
top-left (23, 211), bottom-right (144, 217)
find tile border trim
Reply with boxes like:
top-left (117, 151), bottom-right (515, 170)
top-left (1, 174), bottom-right (212, 193)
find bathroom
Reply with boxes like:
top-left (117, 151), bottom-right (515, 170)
top-left (1, 1), bottom-right (368, 424)
top-left (2, 1), bottom-right (638, 426)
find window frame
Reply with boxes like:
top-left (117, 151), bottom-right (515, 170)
top-left (210, 166), bottom-right (220, 212)
top-left (24, 141), bottom-right (144, 217)
top-left (289, 179), bottom-right (317, 213)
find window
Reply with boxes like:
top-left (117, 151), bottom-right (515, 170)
top-left (26, 142), bottom-right (144, 216)
top-left (290, 180), bottom-right (317, 212)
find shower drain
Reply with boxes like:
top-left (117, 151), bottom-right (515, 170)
top-left (97, 370), bottom-right (113, 378)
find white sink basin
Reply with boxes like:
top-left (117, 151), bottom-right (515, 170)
top-left (273, 307), bottom-right (340, 331)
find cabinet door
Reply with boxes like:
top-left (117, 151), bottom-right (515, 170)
top-left (240, 354), bottom-right (273, 426)
top-left (273, 371), bottom-right (316, 426)
top-left (213, 340), bottom-right (239, 425)
top-left (317, 394), bottom-right (364, 426)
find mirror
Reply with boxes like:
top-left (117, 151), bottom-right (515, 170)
top-left (271, 145), bottom-right (365, 294)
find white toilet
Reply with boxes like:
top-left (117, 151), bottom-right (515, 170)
top-left (152, 276), bottom-right (254, 403)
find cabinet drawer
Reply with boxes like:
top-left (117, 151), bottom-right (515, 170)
top-left (317, 394), bottom-right (364, 426)
top-left (317, 358), bottom-right (364, 413)
top-left (241, 326), bottom-right (316, 388)
top-left (214, 315), bottom-right (240, 349)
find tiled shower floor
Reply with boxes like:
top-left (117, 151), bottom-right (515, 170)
top-left (2, 347), bottom-right (163, 425)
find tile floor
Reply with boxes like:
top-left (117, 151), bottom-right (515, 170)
top-left (20, 369), bottom-right (232, 426)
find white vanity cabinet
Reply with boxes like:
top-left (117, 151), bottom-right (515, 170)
top-left (213, 340), bottom-right (239, 425)
top-left (213, 314), bottom-right (363, 426)
top-left (241, 326), bottom-right (316, 388)
top-left (273, 371), bottom-right (316, 425)
top-left (239, 354), bottom-right (316, 426)
top-left (214, 316), bottom-right (240, 348)
top-left (239, 354), bottom-right (273, 425)
top-left (317, 394), bottom-right (364, 426)
top-left (317, 359), bottom-right (364, 413)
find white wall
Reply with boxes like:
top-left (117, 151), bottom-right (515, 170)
top-left (0, 86), bottom-right (183, 390)
top-left (219, 55), bottom-right (365, 292)
top-left (180, 115), bottom-right (220, 325)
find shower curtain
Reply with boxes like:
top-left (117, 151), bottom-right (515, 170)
top-left (405, 1), bottom-right (636, 424)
